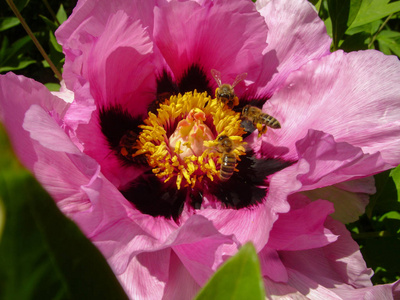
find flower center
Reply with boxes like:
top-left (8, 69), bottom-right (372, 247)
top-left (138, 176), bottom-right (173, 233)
top-left (130, 91), bottom-right (246, 189)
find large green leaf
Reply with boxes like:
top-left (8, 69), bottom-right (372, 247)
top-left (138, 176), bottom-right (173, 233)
top-left (0, 127), bottom-right (128, 300)
top-left (328, 0), bottom-right (362, 49)
top-left (194, 243), bottom-right (265, 300)
top-left (350, 0), bottom-right (400, 29)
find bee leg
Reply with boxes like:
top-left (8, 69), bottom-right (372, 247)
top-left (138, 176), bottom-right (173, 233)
top-left (232, 96), bottom-right (239, 107)
top-left (255, 123), bottom-right (266, 137)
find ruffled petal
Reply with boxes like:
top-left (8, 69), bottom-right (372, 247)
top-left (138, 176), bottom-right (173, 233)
top-left (85, 10), bottom-right (156, 116)
top-left (304, 177), bottom-right (375, 223)
top-left (153, 0), bottom-right (268, 93)
top-left (56, 0), bottom-right (155, 91)
top-left (161, 250), bottom-right (201, 300)
top-left (264, 129), bottom-right (389, 204)
top-left (197, 198), bottom-right (288, 252)
top-left (259, 50), bottom-right (400, 166)
top-left (255, 0), bottom-right (331, 96)
top-left (0, 73), bottom-right (70, 170)
top-left (261, 200), bottom-right (400, 298)
top-left (259, 246), bottom-right (288, 283)
top-left (268, 200), bottom-right (337, 251)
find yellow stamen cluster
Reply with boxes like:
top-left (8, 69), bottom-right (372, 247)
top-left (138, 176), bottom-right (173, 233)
top-left (133, 91), bottom-right (246, 189)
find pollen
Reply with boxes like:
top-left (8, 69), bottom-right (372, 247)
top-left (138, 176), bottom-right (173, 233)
top-left (132, 91), bottom-right (246, 189)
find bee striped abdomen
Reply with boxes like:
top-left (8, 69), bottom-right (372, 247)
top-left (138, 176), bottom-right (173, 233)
top-left (261, 114), bottom-right (281, 129)
top-left (220, 153), bottom-right (236, 181)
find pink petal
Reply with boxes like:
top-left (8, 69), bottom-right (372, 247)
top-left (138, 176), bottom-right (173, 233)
top-left (265, 129), bottom-right (390, 202)
top-left (56, 0), bottom-right (155, 91)
top-left (161, 250), bottom-right (201, 300)
top-left (197, 198), bottom-right (288, 253)
top-left (118, 250), bottom-right (168, 299)
top-left (0, 73), bottom-right (69, 170)
top-left (322, 218), bottom-right (373, 288)
top-left (153, 0), bottom-right (268, 92)
top-left (268, 199), bottom-right (337, 251)
top-left (260, 50), bottom-right (400, 166)
top-left (304, 177), bottom-right (375, 223)
top-left (255, 0), bottom-right (331, 96)
top-left (264, 216), bottom-right (399, 299)
top-left (259, 246), bottom-right (288, 283)
top-left (85, 10), bottom-right (156, 116)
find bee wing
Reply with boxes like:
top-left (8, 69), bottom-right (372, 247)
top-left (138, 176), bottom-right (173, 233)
top-left (232, 72), bottom-right (248, 88)
top-left (211, 69), bottom-right (222, 87)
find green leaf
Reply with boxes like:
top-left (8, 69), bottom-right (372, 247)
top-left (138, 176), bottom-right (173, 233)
top-left (328, 0), bottom-right (362, 49)
top-left (194, 243), bottom-right (265, 300)
top-left (45, 82), bottom-right (61, 91)
top-left (0, 196), bottom-right (4, 243)
top-left (377, 30), bottom-right (400, 57)
top-left (0, 58), bottom-right (36, 72)
top-left (390, 164), bottom-right (400, 202)
top-left (340, 32), bottom-right (369, 52)
top-left (346, 19), bottom-right (381, 35)
top-left (0, 127), bottom-right (128, 300)
top-left (360, 236), bottom-right (400, 284)
top-left (12, 0), bottom-right (30, 11)
top-left (0, 17), bottom-right (20, 31)
top-left (56, 4), bottom-right (68, 24)
top-left (350, 0), bottom-right (400, 29)
top-left (328, 0), bottom-right (350, 49)
top-left (367, 170), bottom-right (400, 218)
top-left (308, 0), bottom-right (322, 10)
top-left (39, 14), bottom-right (58, 32)
top-left (0, 35), bottom-right (34, 69)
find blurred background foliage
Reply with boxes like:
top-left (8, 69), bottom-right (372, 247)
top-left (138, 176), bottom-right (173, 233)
top-left (0, 0), bottom-right (399, 298)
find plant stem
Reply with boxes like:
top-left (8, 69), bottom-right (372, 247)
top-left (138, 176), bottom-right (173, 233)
top-left (6, 0), bottom-right (63, 82)
top-left (368, 13), bottom-right (394, 49)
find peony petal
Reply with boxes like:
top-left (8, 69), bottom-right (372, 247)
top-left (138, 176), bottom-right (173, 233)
top-left (153, 0), bottom-right (268, 93)
top-left (259, 246), bottom-right (288, 283)
top-left (85, 10), bottom-right (156, 116)
top-left (56, 0), bottom-right (155, 91)
top-left (118, 251), bottom-right (167, 299)
top-left (90, 214), bottom-right (236, 278)
top-left (162, 250), bottom-right (201, 300)
top-left (197, 199), bottom-right (288, 252)
top-left (304, 177), bottom-right (375, 223)
top-left (273, 218), bottom-right (374, 297)
top-left (0, 73), bottom-right (70, 170)
top-left (322, 218), bottom-right (373, 288)
top-left (255, 0), bottom-right (331, 96)
top-left (268, 200), bottom-right (337, 251)
top-left (260, 50), bottom-right (400, 166)
top-left (265, 130), bottom-right (390, 199)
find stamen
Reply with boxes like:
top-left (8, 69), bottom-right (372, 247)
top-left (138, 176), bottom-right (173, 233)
top-left (131, 91), bottom-right (246, 189)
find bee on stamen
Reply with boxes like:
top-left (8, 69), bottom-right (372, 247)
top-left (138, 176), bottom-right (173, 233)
top-left (215, 135), bottom-right (238, 181)
top-left (118, 130), bottom-right (148, 164)
top-left (211, 69), bottom-right (247, 110)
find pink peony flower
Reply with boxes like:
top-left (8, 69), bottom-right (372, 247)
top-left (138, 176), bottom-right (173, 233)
top-left (1, 0), bottom-right (400, 298)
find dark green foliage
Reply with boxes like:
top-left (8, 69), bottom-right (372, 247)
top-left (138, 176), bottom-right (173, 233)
top-left (347, 169), bottom-right (400, 284)
top-left (0, 127), bottom-right (128, 299)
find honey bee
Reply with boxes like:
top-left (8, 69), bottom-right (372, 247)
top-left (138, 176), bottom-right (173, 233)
top-left (216, 135), bottom-right (237, 181)
top-left (211, 69), bottom-right (247, 109)
top-left (241, 105), bottom-right (281, 136)
top-left (118, 130), bottom-right (148, 164)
